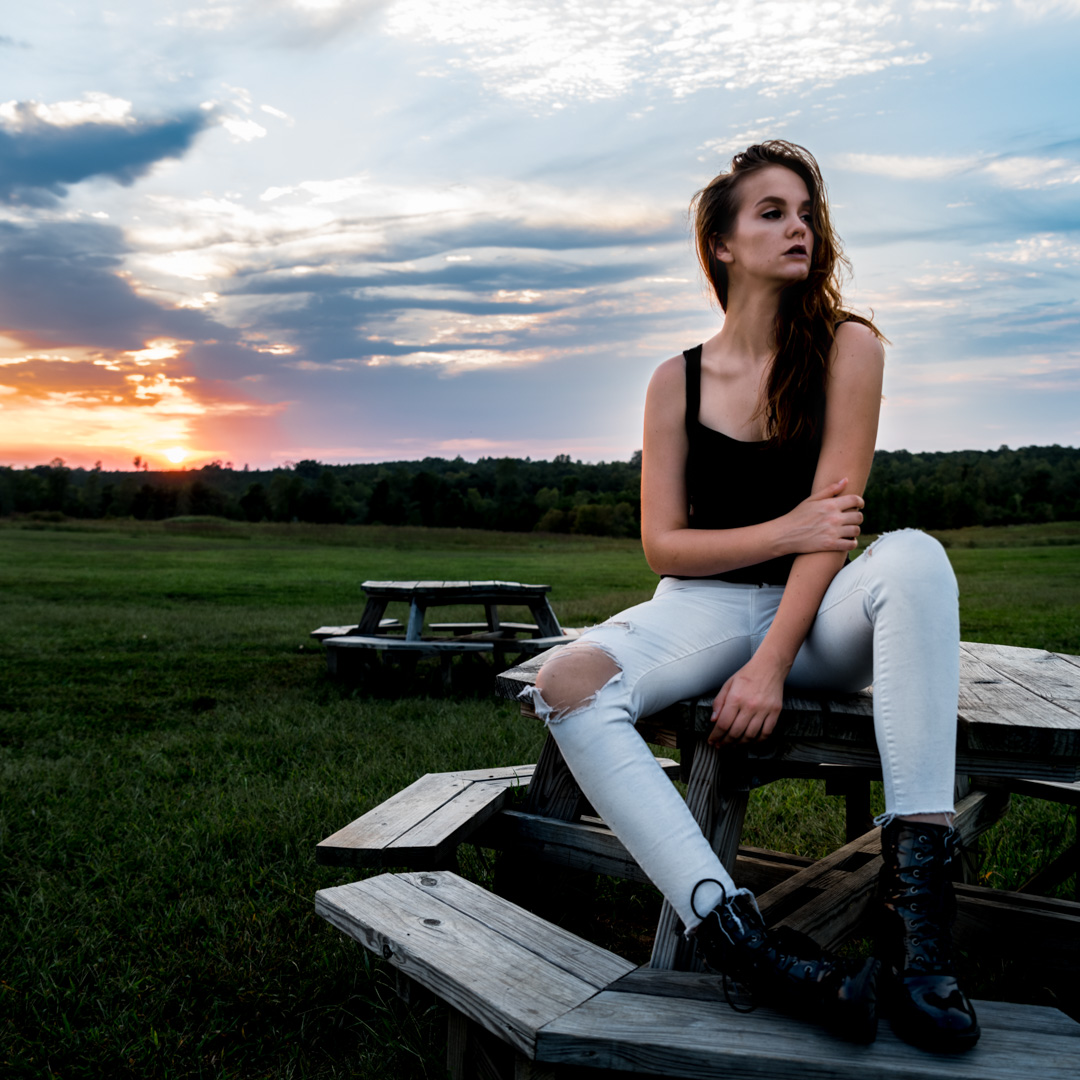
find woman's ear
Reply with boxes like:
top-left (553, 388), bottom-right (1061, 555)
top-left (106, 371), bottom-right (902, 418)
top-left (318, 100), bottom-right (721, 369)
top-left (711, 236), bottom-right (733, 265)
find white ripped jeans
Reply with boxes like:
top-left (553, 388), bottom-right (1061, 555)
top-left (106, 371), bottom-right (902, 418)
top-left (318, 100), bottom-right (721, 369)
top-left (521, 529), bottom-right (960, 931)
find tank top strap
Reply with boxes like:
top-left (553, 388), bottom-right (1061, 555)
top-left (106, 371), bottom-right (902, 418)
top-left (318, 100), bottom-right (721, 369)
top-left (683, 344), bottom-right (703, 433)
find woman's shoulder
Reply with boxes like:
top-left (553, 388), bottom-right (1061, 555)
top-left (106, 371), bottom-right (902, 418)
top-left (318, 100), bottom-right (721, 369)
top-left (828, 320), bottom-right (884, 403)
top-left (645, 351), bottom-right (692, 418)
top-left (832, 319), bottom-right (885, 367)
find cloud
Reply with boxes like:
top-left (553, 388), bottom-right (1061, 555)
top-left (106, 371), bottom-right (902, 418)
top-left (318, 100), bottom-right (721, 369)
top-left (0, 216), bottom-right (289, 468)
top-left (383, 0), bottom-right (930, 107)
top-left (985, 234), bottom-right (1080, 266)
top-left (0, 94), bottom-right (213, 206)
top-left (111, 172), bottom-right (683, 372)
top-left (835, 150), bottom-right (1080, 190)
top-left (162, 0), bottom-right (390, 46)
top-left (0, 220), bottom-right (222, 351)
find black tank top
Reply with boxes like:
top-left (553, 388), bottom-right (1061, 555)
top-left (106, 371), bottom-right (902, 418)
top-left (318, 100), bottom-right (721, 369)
top-left (683, 344), bottom-right (823, 586)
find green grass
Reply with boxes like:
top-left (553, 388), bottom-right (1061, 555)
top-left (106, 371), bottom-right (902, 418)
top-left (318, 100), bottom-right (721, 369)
top-left (1, 517), bottom-right (1078, 1077)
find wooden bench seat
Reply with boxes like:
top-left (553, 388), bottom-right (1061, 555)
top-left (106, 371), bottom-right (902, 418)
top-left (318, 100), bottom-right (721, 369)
top-left (537, 974), bottom-right (1080, 1079)
top-left (310, 618), bottom-right (400, 641)
top-left (429, 620), bottom-right (542, 635)
top-left (316, 870), bottom-right (636, 1063)
top-left (323, 634), bottom-right (497, 679)
top-left (317, 765), bottom-right (536, 869)
top-left (316, 870), bottom-right (1080, 1080)
top-left (317, 759), bottom-right (681, 870)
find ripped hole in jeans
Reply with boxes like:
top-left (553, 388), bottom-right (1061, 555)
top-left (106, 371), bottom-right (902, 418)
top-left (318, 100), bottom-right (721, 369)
top-left (532, 643), bottom-right (622, 721)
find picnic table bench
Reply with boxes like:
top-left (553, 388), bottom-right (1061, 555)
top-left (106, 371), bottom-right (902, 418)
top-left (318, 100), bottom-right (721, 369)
top-left (316, 640), bottom-right (1080, 1078)
top-left (314, 579), bottom-right (579, 686)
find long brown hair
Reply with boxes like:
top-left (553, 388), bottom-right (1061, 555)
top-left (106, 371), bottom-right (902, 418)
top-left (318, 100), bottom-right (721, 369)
top-left (690, 140), bottom-right (882, 443)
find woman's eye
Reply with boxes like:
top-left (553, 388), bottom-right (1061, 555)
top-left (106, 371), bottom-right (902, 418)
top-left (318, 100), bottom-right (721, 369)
top-left (762, 209), bottom-right (781, 219)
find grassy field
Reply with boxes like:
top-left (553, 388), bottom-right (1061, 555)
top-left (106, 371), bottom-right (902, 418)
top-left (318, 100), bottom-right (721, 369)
top-left (1, 517), bottom-right (1078, 1078)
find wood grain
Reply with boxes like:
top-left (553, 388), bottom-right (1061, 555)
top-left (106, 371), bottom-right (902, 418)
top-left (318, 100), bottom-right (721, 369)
top-left (315, 871), bottom-right (617, 1057)
top-left (316, 769), bottom-right (533, 868)
top-left (535, 992), bottom-right (1080, 1079)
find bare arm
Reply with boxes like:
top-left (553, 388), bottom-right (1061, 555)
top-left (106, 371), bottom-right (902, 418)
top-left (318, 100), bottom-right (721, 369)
top-left (708, 322), bottom-right (885, 745)
top-left (640, 352), bottom-right (866, 578)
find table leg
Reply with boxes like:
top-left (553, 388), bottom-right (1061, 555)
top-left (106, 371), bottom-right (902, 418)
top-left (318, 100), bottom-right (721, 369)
top-left (954, 775), bottom-right (979, 885)
top-left (406, 601), bottom-right (426, 641)
top-left (356, 598), bottom-right (388, 634)
top-left (649, 740), bottom-right (751, 971)
top-left (529, 599), bottom-right (563, 639)
top-left (824, 771), bottom-right (874, 843)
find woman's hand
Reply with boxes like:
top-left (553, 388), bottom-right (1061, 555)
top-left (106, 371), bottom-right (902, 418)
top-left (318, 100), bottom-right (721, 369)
top-left (783, 477), bottom-right (864, 554)
top-left (708, 653), bottom-right (788, 746)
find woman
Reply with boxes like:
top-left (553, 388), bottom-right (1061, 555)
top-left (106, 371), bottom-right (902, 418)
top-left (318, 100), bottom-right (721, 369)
top-left (523, 142), bottom-right (978, 1051)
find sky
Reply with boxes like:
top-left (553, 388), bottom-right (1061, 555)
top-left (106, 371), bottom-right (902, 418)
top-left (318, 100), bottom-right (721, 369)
top-left (1, 0), bottom-right (1079, 470)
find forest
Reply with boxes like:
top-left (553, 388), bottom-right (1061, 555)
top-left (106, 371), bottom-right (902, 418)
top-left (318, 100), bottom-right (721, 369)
top-left (3, 444), bottom-right (1080, 537)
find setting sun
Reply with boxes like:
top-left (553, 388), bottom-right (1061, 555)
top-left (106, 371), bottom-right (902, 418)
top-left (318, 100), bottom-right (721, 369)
top-left (165, 447), bottom-right (188, 464)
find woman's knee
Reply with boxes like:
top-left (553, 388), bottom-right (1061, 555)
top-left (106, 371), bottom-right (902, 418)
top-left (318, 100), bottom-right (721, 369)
top-left (534, 645), bottom-right (622, 719)
top-left (866, 528), bottom-right (956, 592)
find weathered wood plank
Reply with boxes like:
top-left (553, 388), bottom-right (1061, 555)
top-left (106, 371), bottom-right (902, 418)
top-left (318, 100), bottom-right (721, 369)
top-left (325, 635), bottom-right (495, 654)
top-left (477, 813), bottom-right (806, 894)
top-left (316, 772), bottom-right (470, 863)
top-left (976, 775), bottom-right (1080, 804)
top-left (451, 764), bottom-right (538, 783)
top-left (312, 618), bottom-right (400, 640)
top-left (958, 647), bottom-right (1080, 756)
top-left (478, 811), bottom-right (653, 884)
top-left (962, 642), bottom-right (1080, 710)
top-left (386, 780), bottom-right (526, 867)
top-left (317, 769), bottom-right (536, 868)
top-left (363, 580), bottom-right (554, 603)
top-left (430, 621), bottom-right (540, 634)
top-left (535, 992), bottom-right (1080, 1078)
top-left (397, 871), bottom-right (635, 988)
top-left (952, 883), bottom-right (1080, 973)
top-left (315, 873), bottom-right (604, 1058)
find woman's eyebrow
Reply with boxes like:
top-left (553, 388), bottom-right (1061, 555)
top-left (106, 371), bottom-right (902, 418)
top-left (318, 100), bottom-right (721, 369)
top-left (752, 195), bottom-right (813, 209)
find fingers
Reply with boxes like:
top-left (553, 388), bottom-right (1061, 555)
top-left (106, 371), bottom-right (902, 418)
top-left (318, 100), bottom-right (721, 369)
top-left (709, 705), bottom-right (774, 746)
top-left (810, 476), bottom-right (848, 500)
top-left (708, 679), bottom-right (779, 746)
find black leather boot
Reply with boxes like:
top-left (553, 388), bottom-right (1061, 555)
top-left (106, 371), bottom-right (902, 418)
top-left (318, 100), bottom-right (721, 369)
top-left (878, 819), bottom-right (980, 1052)
top-left (692, 886), bottom-right (879, 1043)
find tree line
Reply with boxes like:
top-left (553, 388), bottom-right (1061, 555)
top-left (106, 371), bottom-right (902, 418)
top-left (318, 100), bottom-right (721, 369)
top-left (3, 444), bottom-right (1079, 537)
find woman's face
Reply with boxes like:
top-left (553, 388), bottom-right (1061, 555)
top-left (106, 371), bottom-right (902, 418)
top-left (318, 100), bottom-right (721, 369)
top-left (713, 164), bottom-right (814, 287)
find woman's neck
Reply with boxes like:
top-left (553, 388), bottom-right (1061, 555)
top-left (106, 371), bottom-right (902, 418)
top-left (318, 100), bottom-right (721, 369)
top-left (712, 284), bottom-right (782, 367)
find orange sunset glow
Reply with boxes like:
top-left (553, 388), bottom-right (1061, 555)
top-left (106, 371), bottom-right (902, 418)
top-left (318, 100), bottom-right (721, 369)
top-left (0, 330), bottom-right (287, 469)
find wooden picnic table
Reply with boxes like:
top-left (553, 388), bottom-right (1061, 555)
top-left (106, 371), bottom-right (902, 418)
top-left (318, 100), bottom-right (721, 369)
top-left (314, 579), bottom-right (578, 684)
top-left (316, 640), bottom-right (1080, 1078)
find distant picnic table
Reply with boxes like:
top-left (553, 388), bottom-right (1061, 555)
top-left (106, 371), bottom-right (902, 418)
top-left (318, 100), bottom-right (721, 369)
top-left (313, 579), bottom-right (579, 686)
top-left (316, 641), bottom-right (1080, 1079)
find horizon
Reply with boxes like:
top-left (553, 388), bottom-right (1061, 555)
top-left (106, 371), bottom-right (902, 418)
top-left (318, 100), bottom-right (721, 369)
top-left (9, 440), bottom-right (1078, 477)
top-left (2, 2), bottom-right (1079, 470)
